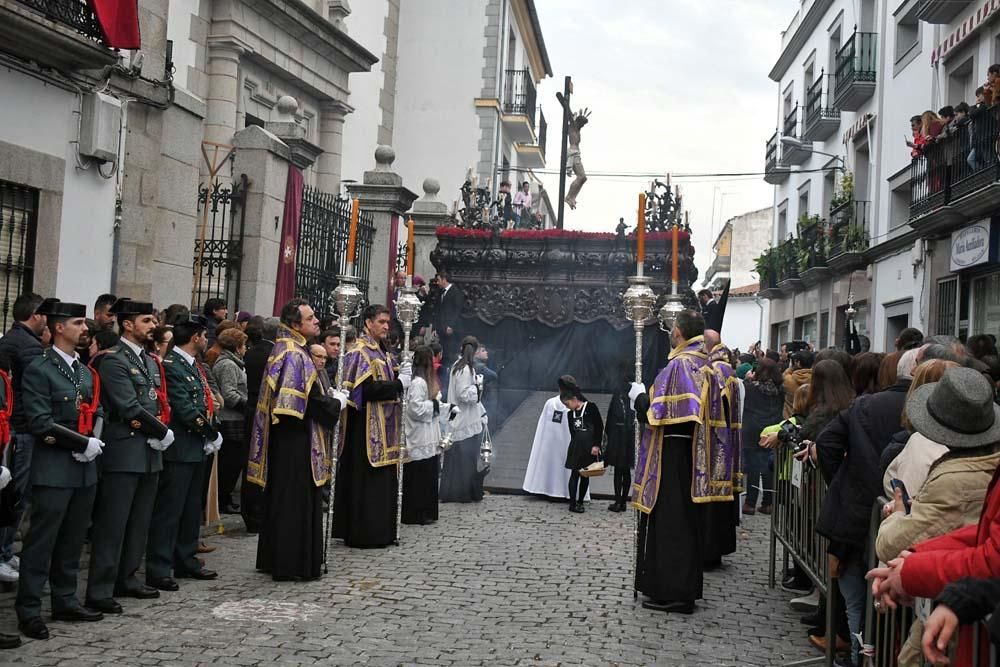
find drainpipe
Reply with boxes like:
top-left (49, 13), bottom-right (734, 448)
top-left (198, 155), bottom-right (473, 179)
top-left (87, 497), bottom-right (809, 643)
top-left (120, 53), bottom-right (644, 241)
top-left (756, 295), bottom-right (765, 345)
top-left (109, 199), bottom-right (122, 292)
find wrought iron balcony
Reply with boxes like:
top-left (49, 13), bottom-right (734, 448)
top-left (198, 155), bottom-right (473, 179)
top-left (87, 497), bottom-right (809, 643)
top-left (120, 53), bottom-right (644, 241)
top-left (834, 31), bottom-right (877, 111)
top-left (764, 131), bottom-right (789, 184)
top-left (828, 200), bottom-right (870, 272)
top-left (803, 73), bottom-right (840, 141)
top-left (909, 111), bottom-right (1000, 232)
top-left (501, 68), bottom-right (537, 144)
top-left (537, 107), bottom-right (547, 160)
top-left (16, 0), bottom-right (103, 41)
top-left (780, 105), bottom-right (810, 166)
top-left (0, 0), bottom-right (114, 69)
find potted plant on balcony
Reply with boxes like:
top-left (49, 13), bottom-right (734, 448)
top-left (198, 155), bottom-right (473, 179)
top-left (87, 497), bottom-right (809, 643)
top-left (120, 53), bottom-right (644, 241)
top-left (828, 172), bottom-right (854, 214)
top-left (828, 222), bottom-right (868, 272)
top-left (777, 235), bottom-right (804, 293)
top-left (800, 224), bottom-right (831, 286)
top-left (755, 247), bottom-right (780, 297)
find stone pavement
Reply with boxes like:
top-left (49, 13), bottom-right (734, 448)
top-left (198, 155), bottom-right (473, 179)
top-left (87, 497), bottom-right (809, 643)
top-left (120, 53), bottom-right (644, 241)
top-left (0, 495), bottom-right (816, 666)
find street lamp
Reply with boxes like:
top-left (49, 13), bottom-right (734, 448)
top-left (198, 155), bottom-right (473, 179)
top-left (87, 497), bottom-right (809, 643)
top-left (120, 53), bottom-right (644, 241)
top-left (780, 136), bottom-right (846, 170)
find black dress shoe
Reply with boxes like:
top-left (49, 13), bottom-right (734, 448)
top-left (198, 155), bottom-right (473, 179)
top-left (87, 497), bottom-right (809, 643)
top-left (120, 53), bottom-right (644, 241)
top-left (175, 568), bottom-right (217, 581)
top-left (641, 599), bottom-right (695, 614)
top-left (18, 616), bottom-right (49, 640)
top-left (221, 503), bottom-right (241, 514)
top-left (85, 598), bottom-right (123, 615)
top-left (0, 632), bottom-right (21, 649)
top-left (146, 576), bottom-right (179, 591)
top-left (52, 607), bottom-right (103, 622)
top-left (569, 503), bottom-right (585, 514)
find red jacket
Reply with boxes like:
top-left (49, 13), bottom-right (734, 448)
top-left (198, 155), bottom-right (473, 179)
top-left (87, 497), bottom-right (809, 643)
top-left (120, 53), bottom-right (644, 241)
top-left (902, 463), bottom-right (1000, 664)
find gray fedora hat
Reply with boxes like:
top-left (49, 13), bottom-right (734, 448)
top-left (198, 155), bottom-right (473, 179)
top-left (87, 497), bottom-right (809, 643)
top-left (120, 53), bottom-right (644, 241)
top-left (906, 367), bottom-right (1000, 449)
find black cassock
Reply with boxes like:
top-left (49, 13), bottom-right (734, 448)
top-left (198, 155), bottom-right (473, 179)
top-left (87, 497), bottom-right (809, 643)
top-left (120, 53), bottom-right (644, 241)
top-left (256, 383), bottom-right (340, 581)
top-left (401, 456), bottom-right (439, 525)
top-left (702, 499), bottom-right (738, 565)
top-left (634, 394), bottom-right (704, 603)
top-left (332, 376), bottom-right (402, 548)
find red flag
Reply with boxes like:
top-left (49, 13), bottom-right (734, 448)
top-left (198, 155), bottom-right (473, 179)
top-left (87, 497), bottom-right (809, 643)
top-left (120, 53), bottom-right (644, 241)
top-left (273, 166), bottom-right (304, 316)
top-left (87, 0), bottom-right (141, 49)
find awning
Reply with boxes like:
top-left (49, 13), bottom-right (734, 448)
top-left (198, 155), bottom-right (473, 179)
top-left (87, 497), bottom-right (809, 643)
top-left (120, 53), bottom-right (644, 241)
top-left (843, 113), bottom-right (876, 145)
top-left (931, 1), bottom-right (998, 64)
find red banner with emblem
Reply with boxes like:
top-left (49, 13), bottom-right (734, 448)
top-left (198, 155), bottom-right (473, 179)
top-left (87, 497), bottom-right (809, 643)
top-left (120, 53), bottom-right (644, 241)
top-left (272, 165), bottom-right (304, 316)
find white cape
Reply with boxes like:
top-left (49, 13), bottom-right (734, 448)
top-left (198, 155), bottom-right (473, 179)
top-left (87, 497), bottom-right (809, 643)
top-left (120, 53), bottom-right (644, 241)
top-left (522, 396), bottom-right (590, 500)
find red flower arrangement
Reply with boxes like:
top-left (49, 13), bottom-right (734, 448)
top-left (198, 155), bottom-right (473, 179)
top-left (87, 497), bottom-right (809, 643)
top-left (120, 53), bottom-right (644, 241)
top-left (435, 226), bottom-right (691, 243)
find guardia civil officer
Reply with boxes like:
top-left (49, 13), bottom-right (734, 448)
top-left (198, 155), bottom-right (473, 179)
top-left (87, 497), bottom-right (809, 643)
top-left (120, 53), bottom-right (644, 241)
top-left (16, 301), bottom-right (105, 639)
top-left (86, 299), bottom-right (173, 612)
top-left (146, 315), bottom-right (222, 591)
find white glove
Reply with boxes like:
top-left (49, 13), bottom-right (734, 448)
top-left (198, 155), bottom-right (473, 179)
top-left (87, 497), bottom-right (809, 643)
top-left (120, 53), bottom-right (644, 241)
top-left (435, 391), bottom-right (443, 402)
top-left (148, 428), bottom-right (175, 452)
top-left (204, 432), bottom-right (223, 455)
top-left (481, 412), bottom-right (489, 426)
top-left (628, 382), bottom-right (646, 403)
top-left (475, 374), bottom-right (484, 390)
top-left (331, 389), bottom-right (349, 411)
top-left (398, 362), bottom-right (412, 390)
top-left (73, 437), bottom-right (104, 463)
top-left (0, 466), bottom-right (10, 490)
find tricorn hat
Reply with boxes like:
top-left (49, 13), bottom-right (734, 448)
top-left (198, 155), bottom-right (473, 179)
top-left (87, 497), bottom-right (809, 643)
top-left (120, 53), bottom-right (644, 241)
top-left (906, 367), bottom-right (1000, 449)
top-left (43, 301), bottom-right (87, 318)
top-left (35, 298), bottom-right (61, 316)
top-left (110, 298), bottom-right (154, 316)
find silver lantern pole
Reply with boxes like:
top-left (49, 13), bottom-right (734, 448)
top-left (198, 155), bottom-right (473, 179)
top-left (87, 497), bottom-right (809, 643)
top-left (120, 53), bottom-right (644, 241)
top-left (622, 269), bottom-right (656, 600)
top-left (323, 272), bottom-right (364, 574)
top-left (394, 278), bottom-right (422, 546)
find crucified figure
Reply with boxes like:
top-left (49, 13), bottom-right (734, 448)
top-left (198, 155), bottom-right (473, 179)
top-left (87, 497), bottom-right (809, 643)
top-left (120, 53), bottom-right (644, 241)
top-left (556, 92), bottom-right (590, 210)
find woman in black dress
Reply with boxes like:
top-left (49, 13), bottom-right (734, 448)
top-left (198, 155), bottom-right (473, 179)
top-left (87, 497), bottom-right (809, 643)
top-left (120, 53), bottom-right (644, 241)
top-left (603, 364), bottom-right (635, 512)
top-left (561, 379), bottom-right (603, 513)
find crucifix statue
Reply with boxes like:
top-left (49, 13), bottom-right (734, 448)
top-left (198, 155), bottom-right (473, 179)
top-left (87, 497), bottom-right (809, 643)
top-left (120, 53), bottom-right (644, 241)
top-left (556, 91), bottom-right (590, 210)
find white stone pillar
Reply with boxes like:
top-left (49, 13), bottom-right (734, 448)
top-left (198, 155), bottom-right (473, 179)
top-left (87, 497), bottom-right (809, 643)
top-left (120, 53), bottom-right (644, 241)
top-left (202, 36), bottom-right (249, 178)
top-left (316, 100), bottom-right (352, 194)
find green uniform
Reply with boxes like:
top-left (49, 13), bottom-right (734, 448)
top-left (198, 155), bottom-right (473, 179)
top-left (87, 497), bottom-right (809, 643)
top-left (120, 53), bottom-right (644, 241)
top-left (15, 349), bottom-right (101, 621)
top-left (86, 343), bottom-right (169, 600)
top-left (146, 349), bottom-right (218, 578)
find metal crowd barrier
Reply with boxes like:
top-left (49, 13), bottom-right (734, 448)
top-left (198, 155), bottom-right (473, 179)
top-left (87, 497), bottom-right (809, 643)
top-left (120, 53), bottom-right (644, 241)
top-left (861, 499), bottom-right (998, 667)
top-left (769, 443), bottom-right (836, 667)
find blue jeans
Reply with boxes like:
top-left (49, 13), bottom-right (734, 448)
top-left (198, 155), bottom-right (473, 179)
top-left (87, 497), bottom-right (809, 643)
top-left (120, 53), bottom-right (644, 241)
top-left (742, 443), bottom-right (773, 507)
top-left (838, 552), bottom-right (868, 666)
top-left (0, 432), bottom-right (35, 562)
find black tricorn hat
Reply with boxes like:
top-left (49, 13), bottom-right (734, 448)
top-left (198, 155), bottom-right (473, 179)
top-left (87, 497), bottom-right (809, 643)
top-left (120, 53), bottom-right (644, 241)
top-left (110, 298), bottom-right (154, 316)
top-left (36, 298), bottom-right (60, 315)
top-left (173, 313), bottom-right (207, 334)
top-left (43, 302), bottom-right (87, 318)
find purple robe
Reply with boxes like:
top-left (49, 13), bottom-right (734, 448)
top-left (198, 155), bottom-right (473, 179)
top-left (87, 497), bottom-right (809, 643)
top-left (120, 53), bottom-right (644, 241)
top-left (706, 344), bottom-right (743, 498)
top-left (338, 333), bottom-right (401, 468)
top-left (246, 324), bottom-right (330, 488)
top-left (631, 336), bottom-right (711, 513)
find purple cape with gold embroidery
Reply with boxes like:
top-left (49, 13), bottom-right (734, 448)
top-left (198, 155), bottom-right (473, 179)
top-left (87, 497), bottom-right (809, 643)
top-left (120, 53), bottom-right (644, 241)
top-left (338, 332), bottom-right (401, 468)
top-left (706, 344), bottom-right (743, 498)
top-left (631, 336), bottom-right (711, 513)
top-left (246, 324), bottom-right (330, 488)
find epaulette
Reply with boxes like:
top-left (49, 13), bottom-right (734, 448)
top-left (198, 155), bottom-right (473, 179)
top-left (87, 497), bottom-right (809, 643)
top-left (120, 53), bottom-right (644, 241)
top-left (163, 359), bottom-right (174, 364)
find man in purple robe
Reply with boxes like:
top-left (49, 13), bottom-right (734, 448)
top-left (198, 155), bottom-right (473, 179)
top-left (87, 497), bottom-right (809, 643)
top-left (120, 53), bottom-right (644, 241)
top-left (247, 298), bottom-right (347, 581)
top-left (332, 304), bottom-right (410, 548)
top-left (702, 331), bottom-right (743, 567)
top-left (631, 309), bottom-right (711, 614)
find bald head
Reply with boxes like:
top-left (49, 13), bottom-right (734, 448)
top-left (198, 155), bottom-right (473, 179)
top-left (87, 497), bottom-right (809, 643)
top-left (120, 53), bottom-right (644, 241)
top-left (309, 344), bottom-right (328, 368)
top-left (704, 329), bottom-right (721, 350)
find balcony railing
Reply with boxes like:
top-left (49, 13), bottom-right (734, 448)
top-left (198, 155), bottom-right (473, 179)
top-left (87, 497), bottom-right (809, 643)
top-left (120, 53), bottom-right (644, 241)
top-left (766, 131), bottom-right (778, 170)
top-left (803, 73), bottom-right (840, 141)
top-left (502, 68), bottom-right (537, 131)
top-left (782, 105), bottom-right (799, 139)
top-left (909, 110), bottom-right (1000, 222)
top-left (829, 200), bottom-right (870, 258)
top-left (834, 31), bottom-right (877, 110)
top-left (537, 107), bottom-right (547, 160)
top-left (15, 0), bottom-right (105, 43)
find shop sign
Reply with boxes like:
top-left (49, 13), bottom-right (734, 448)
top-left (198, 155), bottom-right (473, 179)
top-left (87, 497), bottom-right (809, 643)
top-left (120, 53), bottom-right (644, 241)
top-left (950, 220), bottom-right (998, 272)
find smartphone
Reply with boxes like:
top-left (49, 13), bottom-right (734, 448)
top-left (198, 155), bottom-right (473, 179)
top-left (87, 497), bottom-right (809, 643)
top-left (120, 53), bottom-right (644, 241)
top-left (890, 479), bottom-right (912, 514)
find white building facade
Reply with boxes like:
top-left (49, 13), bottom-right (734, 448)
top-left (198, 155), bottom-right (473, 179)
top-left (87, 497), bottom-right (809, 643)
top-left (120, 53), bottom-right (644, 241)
top-left (339, 0), bottom-right (554, 225)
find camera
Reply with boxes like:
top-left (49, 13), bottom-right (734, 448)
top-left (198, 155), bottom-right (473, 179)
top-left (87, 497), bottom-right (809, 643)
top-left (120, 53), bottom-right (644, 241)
top-left (778, 420), bottom-right (805, 452)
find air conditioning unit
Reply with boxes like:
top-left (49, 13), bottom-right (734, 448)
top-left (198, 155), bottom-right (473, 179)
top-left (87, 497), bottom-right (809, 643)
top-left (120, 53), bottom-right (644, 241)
top-left (79, 92), bottom-right (122, 163)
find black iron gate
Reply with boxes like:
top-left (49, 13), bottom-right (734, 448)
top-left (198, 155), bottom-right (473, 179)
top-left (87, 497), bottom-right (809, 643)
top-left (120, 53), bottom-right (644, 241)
top-left (297, 186), bottom-right (375, 321)
top-left (192, 174), bottom-right (247, 312)
top-left (0, 181), bottom-right (37, 331)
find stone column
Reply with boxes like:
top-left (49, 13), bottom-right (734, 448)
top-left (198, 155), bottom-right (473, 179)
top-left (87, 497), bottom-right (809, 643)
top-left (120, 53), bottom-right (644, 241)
top-left (346, 145), bottom-right (418, 307)
top-left (410, 178), bottom-right (452, 282)
top-left (202, 36), bottom-right (249, 179)
top-left (316, 100), bottom-right (352, 194)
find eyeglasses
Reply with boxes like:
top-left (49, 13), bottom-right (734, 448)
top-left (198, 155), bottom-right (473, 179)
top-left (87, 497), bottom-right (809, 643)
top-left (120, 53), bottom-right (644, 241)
top-left (311, 353), bottom-right (327, 361)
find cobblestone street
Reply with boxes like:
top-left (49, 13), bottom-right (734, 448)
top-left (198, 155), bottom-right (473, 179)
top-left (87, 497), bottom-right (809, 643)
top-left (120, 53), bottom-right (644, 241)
top-left (0, 495), bottom-right (814, 666)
